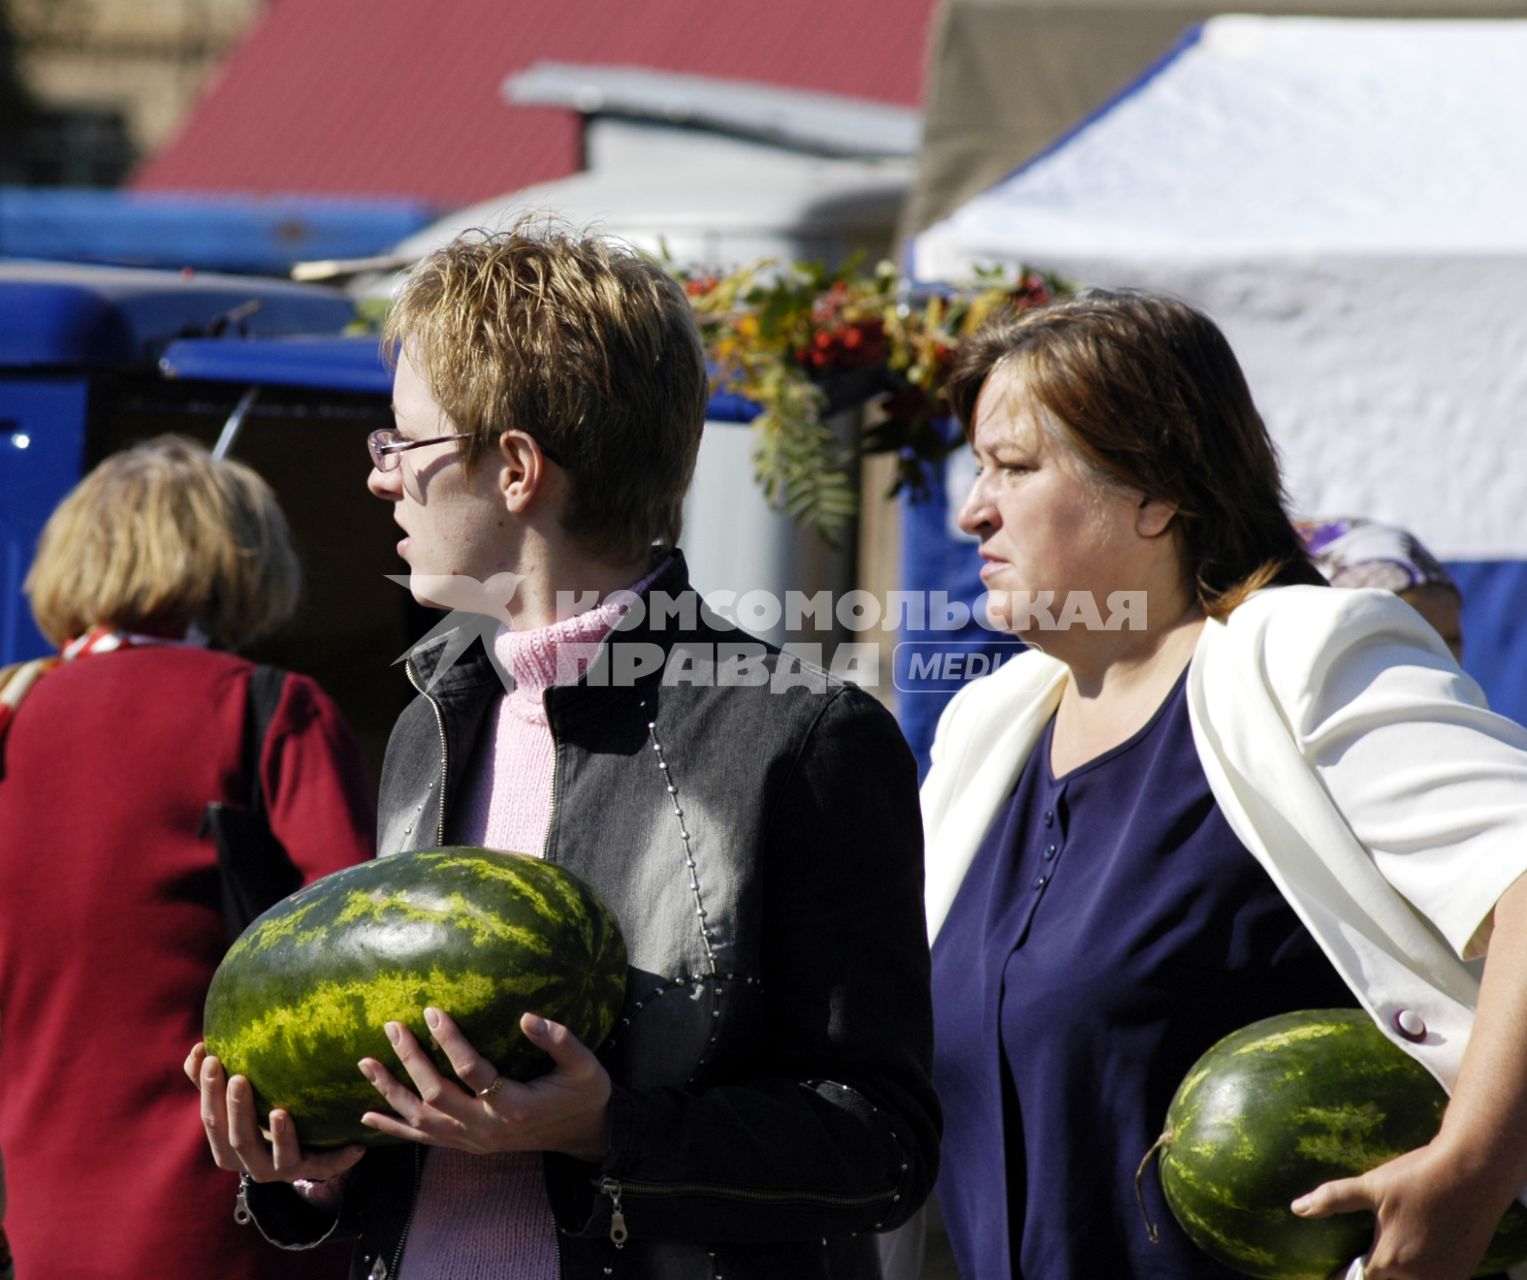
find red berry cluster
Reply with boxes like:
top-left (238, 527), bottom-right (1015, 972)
top-left (1011, 273), bottom-right (1052, 309)
top-left (801, 316), bottom-right (888, 371)
top-left (787, 280), bottom-right (885, 372)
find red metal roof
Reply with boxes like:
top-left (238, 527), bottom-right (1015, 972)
top-left (134, 0), bottom-right (936, 206)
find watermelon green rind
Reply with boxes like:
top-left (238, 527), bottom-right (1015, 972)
top-left (1155, 1009), bottom-right (1527, 1280)
top-left (1483, 1204), bottom-right (1527, 1273)
top-left (203, 847), bottom-right (628, 1149)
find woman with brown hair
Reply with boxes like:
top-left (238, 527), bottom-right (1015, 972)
top-left (0, 436), bottom-right (374, 1279)
top-left (920, 291), bottom-right (1527, 1279)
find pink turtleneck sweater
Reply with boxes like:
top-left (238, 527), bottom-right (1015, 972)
top-left (398, 570), bottom-right (657, 1279)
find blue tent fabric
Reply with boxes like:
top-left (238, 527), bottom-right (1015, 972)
top-left (1445, 562), bottom-right (1527, 729)
top-left (896, 452), bottom-right (1014, 778)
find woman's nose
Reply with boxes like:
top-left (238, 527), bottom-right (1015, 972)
top-left (367, 462), bottom-right (400, 499)
top-left (956, 477), bottom-right (995, 536)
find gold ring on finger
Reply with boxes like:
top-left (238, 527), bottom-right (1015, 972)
top-left (477, 1075), bottom-right (505, 1099)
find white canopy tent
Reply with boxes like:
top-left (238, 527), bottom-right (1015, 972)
top-left (908, 14), bottom-right (1527, 720)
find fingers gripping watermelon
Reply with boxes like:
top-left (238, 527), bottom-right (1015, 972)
top-left (203, 847), bottom-right (628, 1148)
top-left (1141, 1009), bottom-right (1527, 1279)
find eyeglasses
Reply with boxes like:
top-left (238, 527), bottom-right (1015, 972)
top-left (367, 428), bottom-right (566, 472)
top-left (368, 429), bottom-right (470, 472)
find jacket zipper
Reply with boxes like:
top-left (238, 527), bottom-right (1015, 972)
top-left (595, 1175), bottom-right (896, 1245)
top-left (540, 724), bottom-right (567, 1280)
top-left (405, 660), bottom-right (449, 846)
top-left (378, 1144), bottom-right (425, 1279)
top-left (602, 1177), bottom-right (629, 1247)
top-left (540, 726), bottom-right (562, 863)
top-left (549, 1199), bottom-right (566, 1274)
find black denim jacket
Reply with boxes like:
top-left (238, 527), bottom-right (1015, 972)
top-left (246, 554), bottom-right (939, 1279)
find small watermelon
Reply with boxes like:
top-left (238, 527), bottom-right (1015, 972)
top-left (203, 846), bottom-right (627, 1148)
top-left (1142, 1009), bottom-right (1527, 1279)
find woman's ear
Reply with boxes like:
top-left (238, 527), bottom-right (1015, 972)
top-left (1136, 495), bottom-right (1178, 539)
top-left (496, 429), bottom-right (553, 513)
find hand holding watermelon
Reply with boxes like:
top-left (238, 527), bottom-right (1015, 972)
top-left (184, 1041), bottom-right (367, 1186)
top-left (1293, 878), bottom-right (1527, 1280)
top-left (1293, 1139), bottom-right (1517, 1280)
top-left (1142, 1009), bottom-right (1527, 1280)
top-left (355, 1005), bottom-right (612, 1162)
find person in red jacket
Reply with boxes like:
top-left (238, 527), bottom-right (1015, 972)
top-left (0, 436), bottom-right (375, 1279)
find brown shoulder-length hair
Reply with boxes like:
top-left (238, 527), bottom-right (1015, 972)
top-left (25, 435), bottom-right (300, 650)
top-left (384, 218), bottom-right (709, 566)
top-left (946, 289), bottom-right (1322, 618)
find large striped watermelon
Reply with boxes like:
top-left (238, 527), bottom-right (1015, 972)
top-left (1144, 1009), bottom-right (1527, 1278)
top-left (203, 846), bottom-right (627, 1148)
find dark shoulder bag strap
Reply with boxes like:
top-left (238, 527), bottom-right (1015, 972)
top-left (243, 664), bottom-right (287, 820)
top-left (204, 664), bottom-right (303, 943)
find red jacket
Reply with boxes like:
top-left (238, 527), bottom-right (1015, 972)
top-left (0, 646), bottom-right (375, 1280)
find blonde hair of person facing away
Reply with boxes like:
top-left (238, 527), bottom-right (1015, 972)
top-left (24, 435), bottom-right (300, 652)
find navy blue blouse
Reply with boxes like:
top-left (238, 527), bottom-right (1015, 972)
top-left (931, 671), bottom-right (1355, 1279)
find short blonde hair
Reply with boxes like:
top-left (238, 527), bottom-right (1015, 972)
top-left (25, 435), bottom-right (300, 650)
top-left (384, 219), bottom-right (708, 565)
